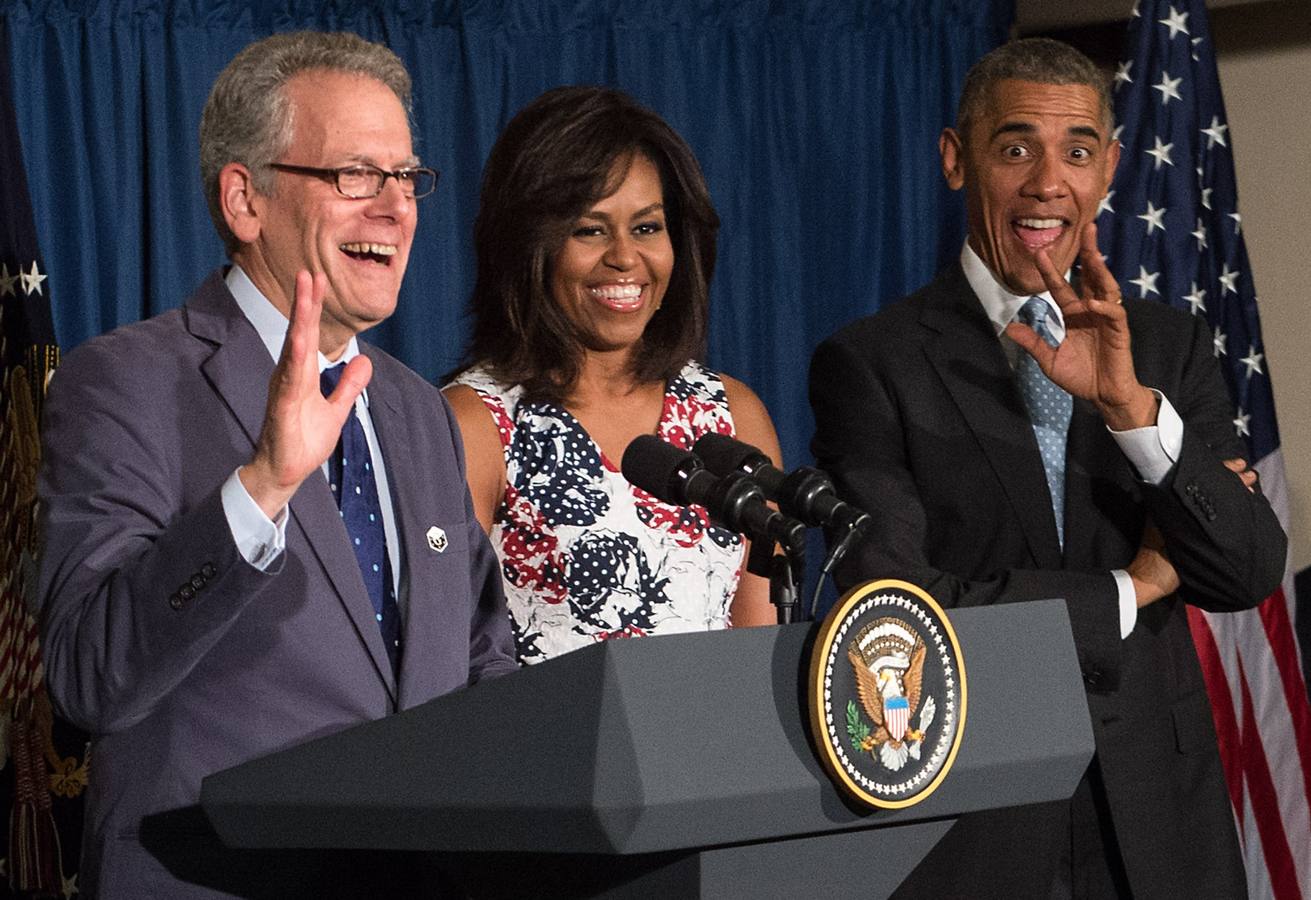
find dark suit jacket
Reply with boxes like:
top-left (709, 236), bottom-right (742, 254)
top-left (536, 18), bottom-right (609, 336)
top-left (810, 263), bottom-right (1286, 898)
top-left (37, 271), bottom-right (517, 898)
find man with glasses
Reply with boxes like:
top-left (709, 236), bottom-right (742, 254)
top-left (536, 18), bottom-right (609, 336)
top-left (36, 31), bottom-right (516, 897)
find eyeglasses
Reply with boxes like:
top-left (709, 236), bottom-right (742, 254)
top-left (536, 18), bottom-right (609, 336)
top-left (268, 162), bottom-right (439, 199)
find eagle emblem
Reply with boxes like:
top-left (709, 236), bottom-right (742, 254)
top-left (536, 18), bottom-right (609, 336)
top-left (808, 579), bottom-right (965, 808)
top-left (847, 617), bottom-right (937, 771)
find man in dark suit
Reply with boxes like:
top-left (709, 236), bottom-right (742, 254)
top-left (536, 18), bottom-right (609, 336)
top-left (810, 38), bottom-right (1286, 898)
top-left (36, 32), bottom-right (517, 897)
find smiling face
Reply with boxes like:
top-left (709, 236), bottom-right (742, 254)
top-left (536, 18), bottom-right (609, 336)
top-left (550, 153), bottom-right (674, 357)
top-left (941, 79), bottom-right (1119, 296)
top-left (236, 69), bottom-right (418, 357)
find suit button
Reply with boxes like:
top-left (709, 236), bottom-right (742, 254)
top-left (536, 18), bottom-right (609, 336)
top-left (179, 584), bottom-right (196, 601)
top-left (190, 574), bottom-right (206, 591)
top-left (169, 593), bottom-right (184, 611)
top-left (201, 563), bottom-right (216, 578)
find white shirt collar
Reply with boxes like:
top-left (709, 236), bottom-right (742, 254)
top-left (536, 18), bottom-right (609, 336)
top-left (225, 265), bottom-right (367, 402)
top-left (959, 242), bottom-right (1066, 343)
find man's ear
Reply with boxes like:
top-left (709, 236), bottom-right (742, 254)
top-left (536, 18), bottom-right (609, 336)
top-left (219, 162), bottom-right (263, 245)
top-left (939, 128), bottom-right (966, 191)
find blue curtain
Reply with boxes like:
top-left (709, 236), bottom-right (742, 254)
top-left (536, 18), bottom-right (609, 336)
top-left (2, 0), bottom-right (1010, 475)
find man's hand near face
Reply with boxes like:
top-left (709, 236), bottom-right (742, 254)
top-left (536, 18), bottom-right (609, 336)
top-left (238, 270), bottom-right (372, 519)
top-left (1005, 221), bottom-right (1158, 431)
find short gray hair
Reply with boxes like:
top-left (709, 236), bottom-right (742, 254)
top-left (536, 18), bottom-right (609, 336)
top-left (199, 31), bottom-right (413, 255)
top-left (956, 38), bottom-right (1112, 140)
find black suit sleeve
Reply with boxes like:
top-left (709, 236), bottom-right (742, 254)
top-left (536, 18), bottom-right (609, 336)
top-left (1138, 309), bottom-right (1287, 611)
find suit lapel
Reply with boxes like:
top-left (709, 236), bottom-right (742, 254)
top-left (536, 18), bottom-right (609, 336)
top-left (359, 350), bottom-right (433, 707)
top-left (919, 266), bottom-right (1064, 568)
top-left (188, 273), bottom-right (397, 701)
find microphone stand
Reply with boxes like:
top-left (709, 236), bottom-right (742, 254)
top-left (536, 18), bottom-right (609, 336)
top-left (748, 527), bottom-right (806, 625)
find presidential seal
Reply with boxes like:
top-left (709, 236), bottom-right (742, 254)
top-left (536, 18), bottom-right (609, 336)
top-left (808, 579), bottom-right (966, 809)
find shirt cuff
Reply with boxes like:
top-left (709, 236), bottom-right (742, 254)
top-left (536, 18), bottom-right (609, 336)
top-left (1111, 569), bottom-right (1138, 639)
top-left (221, 469), bottom-right (287, 570)
top-left (1108, 389), bottom-right (1182, 486)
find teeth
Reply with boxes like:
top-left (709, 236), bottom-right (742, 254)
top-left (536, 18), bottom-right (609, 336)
top-left (340, 242), bottom-right (397, 256)
top-left (589, 284), bottom-right (642, 300)
top-left (1015, 218), bottom-right (1064, 229)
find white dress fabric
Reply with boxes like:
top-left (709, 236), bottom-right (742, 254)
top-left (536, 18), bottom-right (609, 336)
top-left (453, 362), bottom-right (745, 664)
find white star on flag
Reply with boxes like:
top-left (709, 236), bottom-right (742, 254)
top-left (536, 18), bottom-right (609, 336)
top-left (1183, 282), bottom-right (1206, 314)
top-left (1158, 6), bottom-right (1190, 39)
top-left (1229, 211), bottom-right (1242, 235)
top-left (1240, 345), bottom-right (1265, 378)
top-left (19, 260), bottom-right (46, 296)
top-left (1190, 36), bottom-right (1203, 61)
top-left (0, 262), bottom-right (18, 298)
top-left (1138, 201), bottom-right (1167, 233)
top-left (1146, 136), bottom-right (1174, 169)
top-left (1191, 218), bottom-right (1207, 250)
top-left (1201, 115), bottom-right (1228, 149)
top-left (1233, 408), bottom-right (1250, 437)
top-left (1130, 266), bottom-right (1160, 297)
top-left (1153, 71), bottom-right (1183, 105)
top-left (1212, 326), bottom-right (1227, 356)
top-left (1200, 186), bottom-right (1212, 209)
top-left (1218, 263), bottom-right (1239, 294)
top-left (1098, 190), bottom-right (1116, 216)
top-left (1114, 61), bottom-right (1134, 89)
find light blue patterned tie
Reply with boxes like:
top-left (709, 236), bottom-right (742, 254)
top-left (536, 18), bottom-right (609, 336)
top-left (1015, 297), bottom-right (1073, 548)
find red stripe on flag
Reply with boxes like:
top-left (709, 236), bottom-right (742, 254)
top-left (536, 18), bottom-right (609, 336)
top-left (1189, 607), bottom-right (1245, 815)
top-left (1257, 588), bottom-right (1311, 811)
top-left (1238, 663), bottom-right (1303, 899)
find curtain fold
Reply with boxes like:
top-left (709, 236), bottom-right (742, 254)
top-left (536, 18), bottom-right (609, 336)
top-left (3, 0), bottom-right (1011, 471)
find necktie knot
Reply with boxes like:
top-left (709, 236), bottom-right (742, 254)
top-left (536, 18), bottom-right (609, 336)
top-left (319, 362), bottom-right (346, 399)
top-left (1018, 297), bottom-right (1060, 349)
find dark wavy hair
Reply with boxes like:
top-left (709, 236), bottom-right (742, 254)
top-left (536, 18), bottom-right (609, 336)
top-left (458, 86), bottom-right (720, 401)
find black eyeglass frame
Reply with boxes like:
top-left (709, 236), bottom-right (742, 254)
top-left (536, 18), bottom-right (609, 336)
top-left (267, 162), bottom-right (439, 199)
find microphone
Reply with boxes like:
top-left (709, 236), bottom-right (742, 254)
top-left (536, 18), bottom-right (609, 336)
top-left (692, 433), bottom-right (871, 533)
top-left (621, 435), bottom-right (806, 549)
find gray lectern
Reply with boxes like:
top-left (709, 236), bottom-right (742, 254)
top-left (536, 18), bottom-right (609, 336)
top-left (201, 599), bottom-right (1093, 898)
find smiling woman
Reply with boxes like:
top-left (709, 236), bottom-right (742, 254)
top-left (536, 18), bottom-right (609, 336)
top-left (444, 86), bottom-right (782, 664)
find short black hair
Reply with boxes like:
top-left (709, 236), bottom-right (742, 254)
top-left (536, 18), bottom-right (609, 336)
top-left (957, 38), bottom-right (1112, 138)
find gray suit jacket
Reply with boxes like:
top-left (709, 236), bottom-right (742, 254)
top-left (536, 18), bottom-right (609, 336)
top-left (37, 270), bottom-right (517, 897)
top-left (810, 262), bottom-right (1286, 898)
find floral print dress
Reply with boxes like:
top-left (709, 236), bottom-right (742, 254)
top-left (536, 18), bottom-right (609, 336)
top-left (453, 362), bottom-right (746, 664)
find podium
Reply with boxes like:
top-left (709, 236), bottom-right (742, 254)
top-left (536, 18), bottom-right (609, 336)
top-left (201, 599), bottom-right (1092, 897)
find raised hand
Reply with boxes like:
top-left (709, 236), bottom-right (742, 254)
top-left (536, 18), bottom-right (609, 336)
top-left (1004, 221), bottom-right (1157, 431)
top-left (239, 270), bottom-right (373, 519)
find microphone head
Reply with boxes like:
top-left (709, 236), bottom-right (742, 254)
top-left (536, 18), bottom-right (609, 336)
top-left (621, 435), bottom-right (702, 504)
top-left (692, 432), bottom-right (769, 477)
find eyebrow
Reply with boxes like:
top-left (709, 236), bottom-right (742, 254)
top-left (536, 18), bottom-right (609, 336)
top-left (341, 153), bottom-right (423, 168)
top-left (580, 202), bottom-right (666, 221)
top-left (992, 122), bottom-right (1103, 142)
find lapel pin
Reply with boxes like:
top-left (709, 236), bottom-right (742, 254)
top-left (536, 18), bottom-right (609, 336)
top-left (426, 526), bottom-right (448, 553)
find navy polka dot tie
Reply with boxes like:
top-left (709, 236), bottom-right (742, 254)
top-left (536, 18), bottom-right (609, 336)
top-left (1015, 297), bottom-right (1073, 548)
top-left (321, 364), bottom-right (401, 676)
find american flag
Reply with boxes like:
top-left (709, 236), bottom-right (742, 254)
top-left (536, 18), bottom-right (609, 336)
top-left (1, 17), bottom-right (83, 896)
top-left (1102, 2), bottom-right (1311, 896)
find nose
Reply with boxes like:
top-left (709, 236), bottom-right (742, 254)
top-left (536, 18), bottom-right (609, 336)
top-left (368, 174), bottom-right (411, 219)
top-left (1021, 151), bottom-right (1068, 201)
top-left (603, 231), bottom-right (637, 270)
